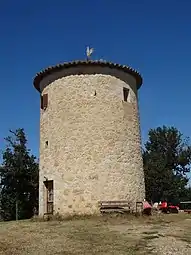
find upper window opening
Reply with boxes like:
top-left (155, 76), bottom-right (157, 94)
top-left (123, 87), bottom-right (129, 102)
top-left (41, 93), bottom-right (48, 110)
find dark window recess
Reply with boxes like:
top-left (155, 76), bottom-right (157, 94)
top-left (94, 90), bottom-right (97, 96)
top-left (41, 93), bottom-right (48, 110)
top-left (45, 141), bottom-right (48, 147)
top-left (123, 87), bottom-right (129, 102)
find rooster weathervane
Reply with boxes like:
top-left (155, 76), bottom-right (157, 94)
top-left (86, 46), bottom-right (94, 60)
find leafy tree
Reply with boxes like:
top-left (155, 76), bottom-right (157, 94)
top-left (143, 126), bottom-right (191, 203)
top-left (0, 129), bottom-right (39, 221)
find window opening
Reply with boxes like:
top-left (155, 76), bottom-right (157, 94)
top-left (123, 87), bottom-right (129, 102)
top-left (41, 93), bottom-right (48, 110)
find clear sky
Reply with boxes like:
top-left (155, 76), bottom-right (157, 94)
top-left (0, 0), bottom-right (191, 158)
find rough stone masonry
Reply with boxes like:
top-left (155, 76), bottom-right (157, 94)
top-left (33, 60), bottom-right (145, 216)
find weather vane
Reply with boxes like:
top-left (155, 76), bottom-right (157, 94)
top-left (86, 46), bottom-right (94, 61)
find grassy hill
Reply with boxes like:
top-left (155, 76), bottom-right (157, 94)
top-left (0, 214), bottom-right (191, 255)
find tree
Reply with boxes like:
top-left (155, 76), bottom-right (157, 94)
top-left (143, 126), bottom-right (191, 203)
top-left (0, 129), bottom-right (39, 221)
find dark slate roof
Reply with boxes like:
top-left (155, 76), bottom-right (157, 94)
top-left (33, 60), bottom-right (143, 92)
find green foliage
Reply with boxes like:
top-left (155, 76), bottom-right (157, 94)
top-left (0, 129), bottom-right (39, 221)
top-left (143, 126), bottom-right (191, 203)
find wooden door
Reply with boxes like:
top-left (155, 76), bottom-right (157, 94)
top-left (44, 180), bottom-right (53, 214)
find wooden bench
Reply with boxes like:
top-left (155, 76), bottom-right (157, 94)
top-left (184, 210), bottom-right (191, 214)
top-left (98, 200), bottom-right (131, 214)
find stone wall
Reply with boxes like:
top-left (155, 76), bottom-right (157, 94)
top-left (38, 66), bottom-right (145, 216)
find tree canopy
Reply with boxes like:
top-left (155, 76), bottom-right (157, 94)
top-left (0, 129), bottom-right (39, 221)
top-left (143, 126), bottom-right (191, 203)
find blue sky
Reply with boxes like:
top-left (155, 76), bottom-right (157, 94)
top-left (0, 0), bottom-right (191, 158)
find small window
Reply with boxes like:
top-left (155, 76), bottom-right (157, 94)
top-left (45, 141), bottom-right (48, 147)
top-left (41, 93), bottom-right (48, 110)
top-left (123, 87), bottom-right (129, 102)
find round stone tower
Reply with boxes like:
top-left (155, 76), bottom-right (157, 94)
top-left (33, 60), bottom-right (145, 216)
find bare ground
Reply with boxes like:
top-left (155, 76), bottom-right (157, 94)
top-left (0, 213), bottom-right (191, 255)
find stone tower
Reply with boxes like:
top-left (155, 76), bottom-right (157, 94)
top-left (33, 60), bottom-right (145, 216)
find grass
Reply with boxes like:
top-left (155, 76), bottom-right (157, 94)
top-left (0, 213), bottom-right (191, 255)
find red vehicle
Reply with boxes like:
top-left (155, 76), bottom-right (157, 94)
top-left (159, 201), bottom-right (179, 213)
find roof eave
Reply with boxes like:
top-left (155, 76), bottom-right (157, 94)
top-left (33, 60), bottom-right (143, 92)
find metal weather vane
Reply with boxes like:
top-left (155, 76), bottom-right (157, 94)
top-left (86, 46), bottom-right (94, 60)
